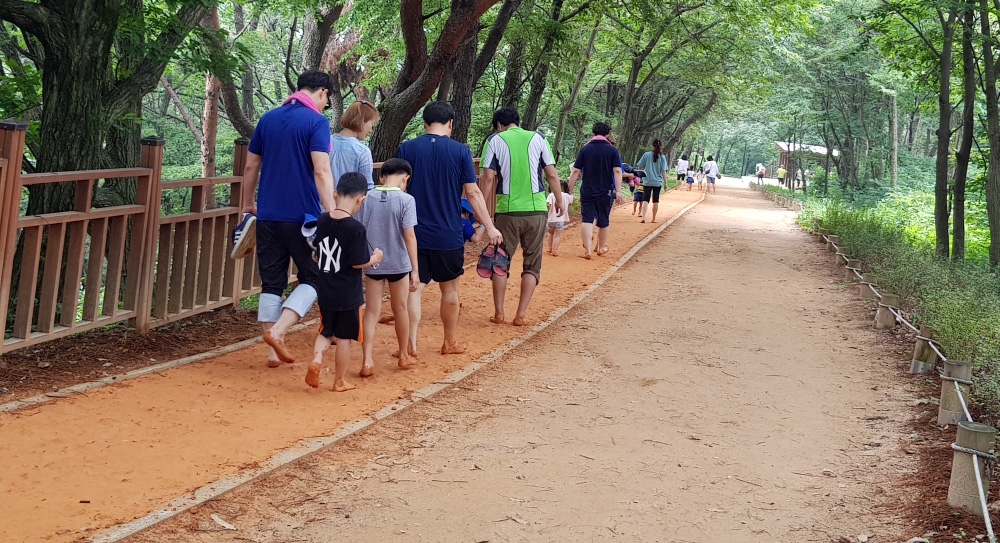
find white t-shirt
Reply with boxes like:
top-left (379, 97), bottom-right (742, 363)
top-left (704, 160), bottom-right (719, 178)
top-left (546, 192), bottom-right (574, 223)
top-left (676, 159), bottom-right (689, 175)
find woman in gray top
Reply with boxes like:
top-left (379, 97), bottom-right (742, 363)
top-left (635, 139), bottom-right (670, 223)
top-left (331, 100), bottom-right (380, 190)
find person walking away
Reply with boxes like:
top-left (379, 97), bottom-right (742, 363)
top-left (777, 165), bottom-right (787, 188)
top-left (675, 154), bottom-right (690, 190)
top-left (547, 181), bottom-right (573, 256)
top-left (236, 71), bottom-right (336, 367)
top-left (635, 139), bottom-right (669, 223)
top-left (755, 162), bottom-right (765, 184)
top-left (355, 159), bottom-right (419, 377)
top-left (396, 101), bottom-right (502, 355)
top-left (567, 122), bottom-right (623, 260)
top-left (795, 168), bottom-right (803, 189)
top-left (480, 108), bottom-right (564, 326)
top-left (703, 155), bottom-right (719, 194)
top-left (331, 100), bottom-right (380, 191)
top-left (305, 173), bottom-right (383, 392)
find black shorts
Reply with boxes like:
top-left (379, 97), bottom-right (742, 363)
top-left (580, 195), bottom-right (612, 228)
top-left (757, 172), bottom-right (764, 179)
top-left (643, 185), bottom-right (662, 203)
top-left (256, 220), bottom-right (319, 296)
top-left (366, 272), bottom-right (408, 283)
top-left (319, 307), bottom-right (360, 340)
top-left (418, 248), bottom-right (465, 285)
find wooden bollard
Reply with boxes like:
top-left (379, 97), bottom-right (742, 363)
top-left (859, 274), bottom-right (877, 300)
top-left (826, 235), bottom-right (840, 252)
top-left (817, 228), bottom-right (829, 242)
top-left (910, 324), bottom-right (940, 373)
top-left (845, 260), bottom-right (861, 282)
top-left (947, 421), bottom-right (996, 516)
top-left (812, 218), bottom-right (822, 233)
top-left (875, 293), bottom-right (899, 329)
top-left (939, 360), bottom-right (974, 425)
top-left (835, 252), bottom-right (848, 266)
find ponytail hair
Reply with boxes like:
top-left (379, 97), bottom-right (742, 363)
top-left (652, 139), bottom-right (662, 162)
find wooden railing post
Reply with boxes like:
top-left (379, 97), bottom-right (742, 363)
top-left (0, 120), bottom-right (28, 349)
top-left (130, 136), bottom-right (165, 334)
top-left (229, 138), bottom-right (249, 307)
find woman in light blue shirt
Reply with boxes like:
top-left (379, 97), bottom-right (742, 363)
top-left (635, 138), bottom-right (669, 223)
top-left (331, 100), bottom-right (380, 190)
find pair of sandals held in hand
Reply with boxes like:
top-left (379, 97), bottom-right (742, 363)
top-left (477, 243), bottom-right (511, 279)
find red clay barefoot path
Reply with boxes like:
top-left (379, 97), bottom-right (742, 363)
top-left (0, 188), bottom-right (703, 542)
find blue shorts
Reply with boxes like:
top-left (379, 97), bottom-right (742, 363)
top-left (686, 177), bottom-right (695, 184)
top-left (581, 195), bottom-right (613, 228)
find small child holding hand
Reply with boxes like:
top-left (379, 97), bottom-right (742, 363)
top-left (306, 172), bottom-right (383, 392)
top-left (546, 181), bottom-right (573, 256)
top-left (461, 199), bottom-right (485, 243)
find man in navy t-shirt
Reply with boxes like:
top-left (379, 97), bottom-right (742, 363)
top-left (240, 71), bottom-right (336, 367)
top-left (396, 101), bottom-right (502, 356)
top-left (567, 122), bottom-right (623, 259)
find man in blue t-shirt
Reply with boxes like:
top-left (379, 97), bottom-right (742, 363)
top-left (396, 101), bottom-right (502, 357)
top-left (567, 122), bottom-right (623, 259)
top-left (239, 71), bottom-right (336, 368)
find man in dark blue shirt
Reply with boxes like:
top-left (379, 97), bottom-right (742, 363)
top-left (396, 101), bottom-right (502, 356)
top-left (568, 122), bottom-right (623, 259)
top-left (239, 71), bottom-right (336, 367)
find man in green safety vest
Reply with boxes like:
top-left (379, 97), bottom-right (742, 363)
top-left (480, 108), bottom-right (565, 327)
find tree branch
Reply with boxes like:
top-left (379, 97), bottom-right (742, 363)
top-left (105, 2), bottom-right (209, 118)
top-left (558, 1), bottom-right (589, 23)
top-left (0, 0), bottom-right (51, 44)
top-left (473, 0), bottom-right (522, 81)
top-left (160, 76), bottom-right (203, 145)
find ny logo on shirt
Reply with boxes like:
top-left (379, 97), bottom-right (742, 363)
top-left (317, 237), bottom-right (342, 273)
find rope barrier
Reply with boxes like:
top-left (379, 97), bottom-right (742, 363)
top-left (818, 229), bottom-right (995, 540)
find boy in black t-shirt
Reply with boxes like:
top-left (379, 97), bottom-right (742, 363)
top-left (306, 172), bottom-right (383, 392)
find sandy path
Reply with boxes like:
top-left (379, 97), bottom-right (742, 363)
top-left (125, 180), bottom-right (918, 543)
top-left (0, 188), bottom-right (702, 542)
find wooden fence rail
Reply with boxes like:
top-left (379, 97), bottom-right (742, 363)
top-left (0, 123), bottom-right (261, 354)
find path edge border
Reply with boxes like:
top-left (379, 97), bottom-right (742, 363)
top-left (85, 191), bottom-right (706, 543)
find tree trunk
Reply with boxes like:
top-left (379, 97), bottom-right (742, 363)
top-left (934, 13), bottom-right (957, 259)
top-left (234, 3), bottom-right (257, 122)
top-left (521, 0), bottom-right (565, 130)
top-left (499, 40), bottom-right (526, 109)
top-left (451, 24), bottom-right (480, 144)
top-left (891, 93), bottom-right (898, 187)
top-left (953, 7), bottom-right (977, 262)
top-left (553, 21), bottom-right (598, 163)
top-left (367, 0), bottom-right (502, 161)
top-left (979, 0), bottom-right (1000, 266)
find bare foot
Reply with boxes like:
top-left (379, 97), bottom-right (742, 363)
top-left (580, 253), bottom-right (592, 260)
top-left (378, 314), bottom-right (395, 324)
top-left (397, 355), bottom-right (417, 369)
top-left (266, 358), bottom-right (282, 368)
top-left (390, 348), bottom-right (419, 359)
top-left (640, 219), bottom-right (645, 223)
top-left (512, 316), bottom-right (528, 326)
top-left (359, 365), bottom-right (375, 378)
top-left (332, 380), bottom-right (357, 392)
top-left (597, 246), bottom-right (610, 256)
top-left (305, 363), bottom-right (322, 388)
top-left (490, 315), bottom-right (506, 325)
top-left (441, 341), bottom-right (468, 355)
top-left (651, 219), bottom-right (656, 223)
top-left (263, 331), bottom-right (295, 363)
top-left (551, 252), bottom-right (558, 257)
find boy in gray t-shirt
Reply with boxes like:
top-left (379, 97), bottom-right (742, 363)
top-left (355, 158), bottom-right (419, 376)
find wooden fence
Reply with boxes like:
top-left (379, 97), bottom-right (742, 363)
top-left (0, 121), bottom-right (261, 354)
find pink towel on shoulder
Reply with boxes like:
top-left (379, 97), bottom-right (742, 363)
top-left (282, 91), bottom-right (321, 114)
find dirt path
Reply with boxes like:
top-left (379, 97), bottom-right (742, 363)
top-left (125, 180), bottom-right (920, 543)
top-left (0, 188), bottom-right (702, 542)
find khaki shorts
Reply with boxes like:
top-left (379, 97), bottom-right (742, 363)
top-left (494, 213), bottom-right (547, 282)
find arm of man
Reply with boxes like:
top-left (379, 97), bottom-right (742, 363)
top-left (613, 167), bottom-right (624, 203)
top-left (403, 227), bottom-right (419, 291)
top-left (311, 151), bottom-right (336, 213)
top-left (463, 183), bottom-right (503, 245)
top-left (241, 151), bottom-right (262, 215)
top-left (543, 164), bottom-right (564, 217)
top-left (567, 167), bottom-right (581, 193)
